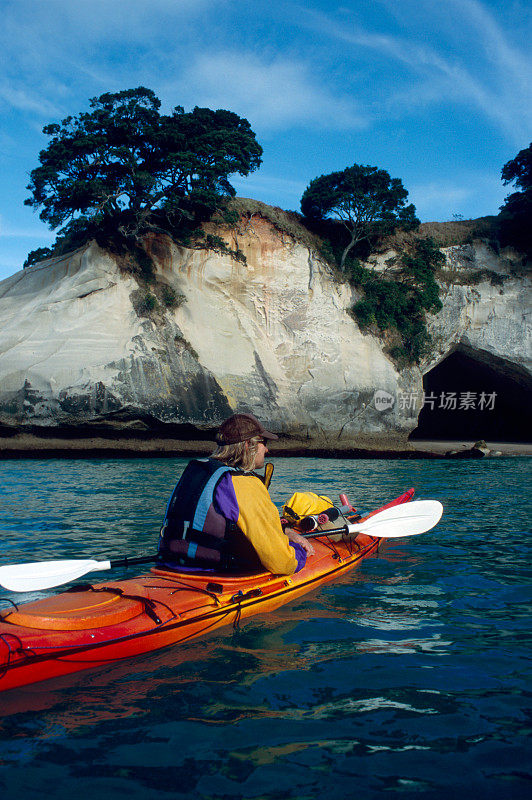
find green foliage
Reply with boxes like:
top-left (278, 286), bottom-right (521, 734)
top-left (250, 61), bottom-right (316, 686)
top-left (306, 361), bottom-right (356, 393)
top-left (301, 164), bottom-right (419, 269)
top-left (498, 142), bottom-right (532, 258)
top-left (214, 203), bottom-right (241, 228)
top-left (343, 258), bottom-right (369, 285)
top-left (24, 87), bottom-right (263, 258)
top-left (161, 285), bottom-right (185, 308)
top-left (450, 268), bottom-right (508, 286)
top-left (501, 142), bottom-right (532, 190)
top-left (139, 292), bottom-right (158, 315)
top-left (317, 238), bottom-right (337, 266)
top-left (52, 217), bottom-right (99, 253)
top-left (400, 237), bottom-right (444, 313)
top-left (23, 247), bottom-right (54, 268)
top-left (133, 246), bottom-right (156, 281)
top-left (202, 233), bottom-right (247, 264)
top-left (350, 237), bottom-right (443, 364)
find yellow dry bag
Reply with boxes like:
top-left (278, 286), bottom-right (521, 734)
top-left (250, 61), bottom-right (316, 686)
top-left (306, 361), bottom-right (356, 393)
top-left (283, 492), bottom-right (335, 524)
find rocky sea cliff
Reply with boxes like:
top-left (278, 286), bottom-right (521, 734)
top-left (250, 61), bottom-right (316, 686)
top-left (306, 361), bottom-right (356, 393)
top-left (0, 207), bottom-right (530, 456)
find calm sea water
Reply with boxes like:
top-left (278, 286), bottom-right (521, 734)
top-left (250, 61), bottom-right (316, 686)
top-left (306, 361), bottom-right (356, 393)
top-left (0, 457), bottom-right (530, 799)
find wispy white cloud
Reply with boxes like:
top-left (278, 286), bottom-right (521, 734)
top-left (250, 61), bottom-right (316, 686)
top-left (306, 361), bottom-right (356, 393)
top-left (167, 51), bottom-right (367, 131)
top-left (3, 0), bottom-right (221, 45)
top-left (0, 0), bottom-right (526, 279)
top-left (455, 0), bottom-right (531, 83)
top-left (300, 2), bottom-right (532, 145)
top-left (0, 83), bottom-right (62, 118)
top-left (0, 0), bottom-right (224, 118)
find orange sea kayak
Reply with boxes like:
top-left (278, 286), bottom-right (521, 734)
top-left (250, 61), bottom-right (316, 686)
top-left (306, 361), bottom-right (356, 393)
top-left (0, 489), bottom-right (414, 693)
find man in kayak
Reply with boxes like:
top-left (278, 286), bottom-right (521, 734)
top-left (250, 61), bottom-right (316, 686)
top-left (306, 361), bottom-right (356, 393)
top-left (158, 413), bottom-right (314, 575)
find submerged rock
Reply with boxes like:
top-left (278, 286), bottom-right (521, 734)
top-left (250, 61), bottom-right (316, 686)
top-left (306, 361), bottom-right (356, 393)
top-left (445, 440), bottom-right (494, 458)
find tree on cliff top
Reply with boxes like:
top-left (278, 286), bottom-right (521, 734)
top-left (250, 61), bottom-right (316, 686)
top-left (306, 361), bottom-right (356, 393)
top-left (300, 164), bottom-right (419, 270)
top-left (25, 87), bottom-right (263, 249)
top-left (498, 142), bottom-right (532, 258)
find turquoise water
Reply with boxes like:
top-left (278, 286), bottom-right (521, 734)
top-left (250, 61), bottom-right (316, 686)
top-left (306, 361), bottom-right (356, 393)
top-left (0, 457), bottom-right (530, 799)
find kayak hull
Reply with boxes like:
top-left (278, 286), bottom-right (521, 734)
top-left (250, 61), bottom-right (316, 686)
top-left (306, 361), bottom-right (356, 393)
top-left (0, 490), bottom-right (414, 693)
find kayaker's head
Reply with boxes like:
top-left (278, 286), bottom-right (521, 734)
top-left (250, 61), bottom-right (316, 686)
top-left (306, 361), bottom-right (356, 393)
top-left (212, 413), bottom-right (278, 471)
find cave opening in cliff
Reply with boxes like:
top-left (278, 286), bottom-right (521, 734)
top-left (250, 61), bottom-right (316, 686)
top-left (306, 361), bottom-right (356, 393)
top-left (410, 346), bottom-right (532, 443)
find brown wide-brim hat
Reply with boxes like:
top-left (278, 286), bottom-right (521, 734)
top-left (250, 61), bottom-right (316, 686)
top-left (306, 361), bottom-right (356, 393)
top-left (215, 413), bottom-right (279, 445)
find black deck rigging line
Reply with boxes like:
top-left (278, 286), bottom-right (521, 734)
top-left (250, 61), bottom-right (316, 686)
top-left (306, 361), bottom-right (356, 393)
top-left (233, 604), bottom-right (242, 630)
top-left (67, 583), bottom-right (168, 626)
top-left (318, 535), bottom-right (342, 560)
top-left (0, 632), bottom-right (25, 680)
top-left (89, 584), bottom-right (166, 625)
top-left (344, 534), bottom-right (364, 556)
top-left (142, 578), bottom-right (224, 607)
top-left (230, 588), bottom-right (263, 630)
top-left (0, 634), bottom-right (14, 679)
top-left (0, 597), bottom-right (19, 614)
top-left (174, 606), bottom-right (238, 644)
top-left (167, 583), bottom-right (223, 606)
top-left (51, 605), bottom-right (240, 665)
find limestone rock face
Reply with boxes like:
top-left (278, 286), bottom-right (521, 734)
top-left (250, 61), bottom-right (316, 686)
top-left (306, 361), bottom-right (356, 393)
top-left (148, 222), bottom-right (405, 439)
top-left (0, 244), bottom-right (231, 430)
top-left (426, 244), bottom-right (531, 383)
top-left (0, 217), bottom-right (529, 444)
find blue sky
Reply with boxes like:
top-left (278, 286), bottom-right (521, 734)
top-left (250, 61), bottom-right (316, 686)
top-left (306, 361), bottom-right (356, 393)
top-left (0, 0), bottom-right (530, 280)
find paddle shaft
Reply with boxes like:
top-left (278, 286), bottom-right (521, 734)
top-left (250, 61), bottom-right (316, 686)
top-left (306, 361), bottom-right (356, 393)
top-left (302, 499), bottom-right (442, 540)
top-left (109, 555), bottom-right (158, 569)
top-left (303, 523), bottom-right (355, 539)
top-left (0, 500), bottom-right (442, 592)
top-left (105, 528), bottom-right (370, 567)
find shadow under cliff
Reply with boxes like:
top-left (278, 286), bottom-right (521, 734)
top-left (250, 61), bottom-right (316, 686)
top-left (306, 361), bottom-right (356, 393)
top-left (410, 345), bottom-right (532, 443)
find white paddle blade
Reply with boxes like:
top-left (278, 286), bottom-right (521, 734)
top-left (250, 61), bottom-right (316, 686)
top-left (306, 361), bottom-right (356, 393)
top-left (0, 558), bottom-right (112, 592)
top-left (348, 500), bottom-right (443, 538)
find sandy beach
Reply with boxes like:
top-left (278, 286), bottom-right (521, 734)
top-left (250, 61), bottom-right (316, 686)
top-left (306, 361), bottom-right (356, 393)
top-left (0, 433), bottom-right (529, 459)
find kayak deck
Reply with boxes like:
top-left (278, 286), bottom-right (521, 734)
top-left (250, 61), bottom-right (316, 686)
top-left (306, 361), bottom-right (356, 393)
top-left (0, 490), bottom-right (413, 693)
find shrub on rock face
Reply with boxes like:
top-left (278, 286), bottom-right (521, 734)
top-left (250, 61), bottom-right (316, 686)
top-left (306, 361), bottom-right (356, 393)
top-left (139, 292), bottom-right (158, 315)
top-left (350, 237), bottom-right (444, 365)
top-left (161, 285), bottom-right (185, 309)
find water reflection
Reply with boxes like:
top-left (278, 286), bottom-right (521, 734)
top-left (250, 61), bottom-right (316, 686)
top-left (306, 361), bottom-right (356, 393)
top-left (296, 695), bottom-right (439, 718)
top-left (0, 456), bottom-right (530, 800)
top-left (355, 633), bottom-right (452, 655)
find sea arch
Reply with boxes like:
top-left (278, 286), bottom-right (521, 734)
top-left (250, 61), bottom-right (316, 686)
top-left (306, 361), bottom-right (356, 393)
top-left (410, 344), bottom-right (532, 443)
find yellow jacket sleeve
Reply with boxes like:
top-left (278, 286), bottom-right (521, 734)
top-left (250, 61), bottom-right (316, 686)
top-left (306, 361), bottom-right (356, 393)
top-left (231, 475), bottom-right (297, 575)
